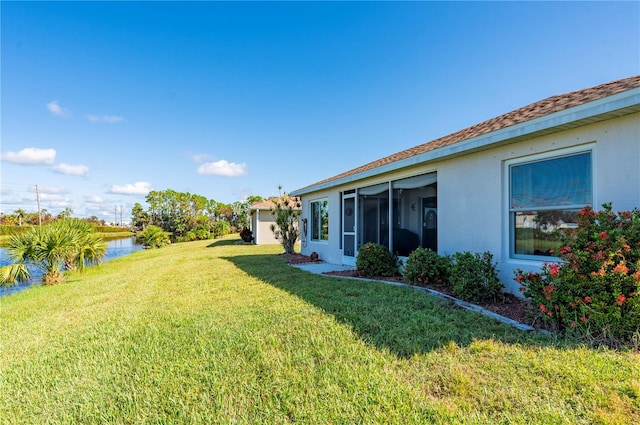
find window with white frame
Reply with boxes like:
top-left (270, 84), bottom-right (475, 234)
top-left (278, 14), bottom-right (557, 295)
top-left (509, 150), bottom-right (592, 258)
top-left (310, 199), bottom-right (329, 241)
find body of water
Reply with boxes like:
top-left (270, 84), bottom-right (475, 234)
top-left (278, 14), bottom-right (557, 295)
top-left (0, 236), bottom-right (143, 298)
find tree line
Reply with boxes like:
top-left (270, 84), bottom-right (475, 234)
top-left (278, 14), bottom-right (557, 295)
top-left (131, 189), bottom-right (263, 241)
top-left (0, 208), bottom-right (106, 227)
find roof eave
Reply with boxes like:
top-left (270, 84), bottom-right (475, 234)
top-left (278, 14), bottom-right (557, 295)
top-left (291, 88), bottom-right (640, 197)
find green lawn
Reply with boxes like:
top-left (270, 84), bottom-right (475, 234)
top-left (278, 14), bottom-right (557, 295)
top-left (1, 236), bottom-right (638, 424)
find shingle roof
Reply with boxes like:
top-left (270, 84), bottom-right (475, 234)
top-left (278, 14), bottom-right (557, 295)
top-left (249, 196), bottom-right (301, 210)
top-left (298, 76), bottom-right (640, 192)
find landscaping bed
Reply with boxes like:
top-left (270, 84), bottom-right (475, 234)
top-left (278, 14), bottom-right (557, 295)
top-left (283, 253), bottom-right (533, 328)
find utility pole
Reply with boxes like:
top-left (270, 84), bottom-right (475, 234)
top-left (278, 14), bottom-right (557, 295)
top-left (114, 205), bottom-right (117, 226)
top-left (35, 184), bottom-right (42, 226)
top-left (120, 205), bottom-right (123, 227)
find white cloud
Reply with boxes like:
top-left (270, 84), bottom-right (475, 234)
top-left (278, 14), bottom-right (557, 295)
top-left (39, 186), bottom-right (67, 195)
top-left (85, 195), bottom-right (104, 203)
top-left (197, 160), bottom-right (247, 177)
top-left (87, 114), bottom-right (124, 123)
top-left (52, 163), bottom-right (89, 176)
top-left (47, 100), bottom-right (71, 117)
top-left (1, 147), bottom-right (56, 165)
top-left (191, 153), bottom-right (212, 163)
top-left (109, 181), bottom-right (152, 195)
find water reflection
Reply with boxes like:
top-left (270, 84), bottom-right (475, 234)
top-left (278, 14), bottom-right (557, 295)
top-left (0, 236), bottom-right (143, 298)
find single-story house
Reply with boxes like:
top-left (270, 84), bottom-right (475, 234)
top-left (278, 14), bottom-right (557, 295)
top-left (291, 76), bottom-right (640, 295)
top-left (249, 197), bottom-right (301, 245)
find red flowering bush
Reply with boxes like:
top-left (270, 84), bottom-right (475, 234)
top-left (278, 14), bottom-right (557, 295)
top-left (515, 203), bottom-right (640, 346)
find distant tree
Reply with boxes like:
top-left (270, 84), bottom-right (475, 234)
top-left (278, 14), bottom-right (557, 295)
top-left (14, 209), bottom-right (26, 226)
top-left (57, 207), bottom-right (73, 220)
top-left (85, 216), bottom-right (102, 225)
top-left (270, 193), bottom-right (301, 254)
top-left (131, 202), bottom-right (151, 231)
top-left (247, 195), bottom-right (264, 205)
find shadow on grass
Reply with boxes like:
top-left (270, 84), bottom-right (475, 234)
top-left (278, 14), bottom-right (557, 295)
top-left (206, 238), bottom-right (246, 248)
top-left (223, 253), bottom-right (574, 357)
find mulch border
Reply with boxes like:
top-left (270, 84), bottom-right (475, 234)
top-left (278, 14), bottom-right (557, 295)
top-left (282, 253), bottom-right (545, 333)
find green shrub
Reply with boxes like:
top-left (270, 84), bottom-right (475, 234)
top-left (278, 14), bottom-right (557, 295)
top-left (450, 251), bottom-right (502, 303)
top-left (240, 227), bottom-right (254, 243)
top-left (403, 247), bottom-right (451, 286)
top-left (137, 225), bottom-right (170, 249)
top-left (0, 225), bottom-right (32, 236)
top-left (179, 225), bottom-right (212, 242)
top-left (94, 225), bottom-right (130, 233)
top-left (356, 243), bottom-right (398, 277)
top-left (212, 221), bottom-right (231, 239)
top-left (515, 203), bottom-right (640, 346)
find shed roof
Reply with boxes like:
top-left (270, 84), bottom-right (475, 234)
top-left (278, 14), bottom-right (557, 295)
top-left (249, 196), bottom-right (301, 211)
top-left (292, 76), bottom-right (640, 196)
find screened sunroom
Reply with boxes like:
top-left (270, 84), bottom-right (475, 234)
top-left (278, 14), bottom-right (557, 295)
top-left (340, 172), bottom-right (437, 265)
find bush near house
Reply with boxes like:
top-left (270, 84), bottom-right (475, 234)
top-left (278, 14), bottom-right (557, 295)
top-left (450, 251), bottom-right (502, 303)
top-left (515, 203), bottom-right (640, 346)
top-left (403, 247), bottom-right (451, 286)
top-left (356, 242), bottom-right (399, 277)
top-left (240, 227), bottom-right (253, 243)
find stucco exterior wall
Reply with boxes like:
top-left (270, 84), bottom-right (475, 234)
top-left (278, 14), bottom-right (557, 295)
top-left (298, 112), bottom-right (639, 295)
top-left (251, 209), bottom-right (303, 245)
top-left (301, 190), bottom-right (342, 264)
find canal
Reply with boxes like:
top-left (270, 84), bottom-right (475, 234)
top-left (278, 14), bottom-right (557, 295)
top-left (0, 236), bottom-right (143, 298)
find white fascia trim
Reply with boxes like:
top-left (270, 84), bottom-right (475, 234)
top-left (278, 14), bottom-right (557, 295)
top-left (292, 88), bottom-right (640, 197)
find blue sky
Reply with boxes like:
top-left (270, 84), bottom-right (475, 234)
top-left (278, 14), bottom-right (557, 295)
top-left (1, 1), bottom-right (638, 224)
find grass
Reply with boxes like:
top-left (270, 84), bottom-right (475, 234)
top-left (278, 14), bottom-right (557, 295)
top-left (1, 236), bottom-right (638, 424)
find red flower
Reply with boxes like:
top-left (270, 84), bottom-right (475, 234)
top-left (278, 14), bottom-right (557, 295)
top-left (584, 296), bottom-right (591, 304)
top-left (559, 246), bottom-right (572, 255)
top-left (580, 316), bottom-right (587, 322)
top-left (613, 263), bottom-right (628, 275)
top-left (539, 304), bottom-right (547, 312)
top-left (616, 294), bottom-right (626, 306)
top-left (548, 263), bottom-right (560, 277)
top-left (599, 231), bottom-right (608, 240)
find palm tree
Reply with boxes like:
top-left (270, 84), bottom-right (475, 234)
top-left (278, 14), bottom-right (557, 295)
top-left (0, 219), bottom-right (107, 286)
top-left (14, 209), bottom-right (26, 226)
top-left (136, 225), bottom-right (170, 249)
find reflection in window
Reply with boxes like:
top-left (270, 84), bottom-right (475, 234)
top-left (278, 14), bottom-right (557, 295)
top-left (311, 200), bottom-right (329, 241)
top-left (392, 173), bottom-right (437, 256)
top-left (510, 152), bottom-right (591, 257)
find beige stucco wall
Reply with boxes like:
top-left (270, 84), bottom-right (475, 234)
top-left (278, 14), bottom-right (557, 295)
top-left (298, 112), bottom-right (640, 295)
top-left (251, 209), bottom-right (302, 245)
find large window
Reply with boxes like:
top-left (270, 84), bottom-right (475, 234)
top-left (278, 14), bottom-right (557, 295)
top-left (509, 151), bottom-right (592, 257)
top-left (311, 200), bottom-right (329, 241)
